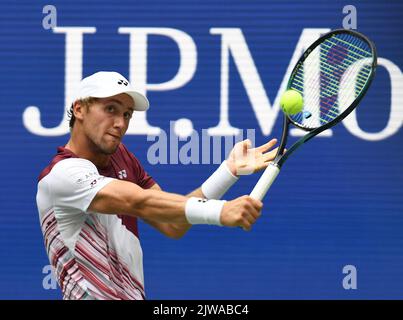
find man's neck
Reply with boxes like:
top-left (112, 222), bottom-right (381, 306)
top-left (65, 133), bottom-right (111, 169)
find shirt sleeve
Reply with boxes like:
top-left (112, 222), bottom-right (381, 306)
top-left (120, 144), bottom-right (156, 189)
top-left (132, 156), bottom-right (156, 189)
top-left (47, 158), bottom-right (115, 212)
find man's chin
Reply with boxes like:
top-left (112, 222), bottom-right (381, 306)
top-left (100, 143), bottom-right (120, 155)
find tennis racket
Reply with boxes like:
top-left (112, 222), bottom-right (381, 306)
top-left (250, 29), bottom-right (377, 200)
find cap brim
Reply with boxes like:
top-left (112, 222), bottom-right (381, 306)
top-left (126, 91), bottom-right (150, 111)
top-left (79, 89), bottom-right (150, 111)
top-left (74, 71), bottom-right (150, 111)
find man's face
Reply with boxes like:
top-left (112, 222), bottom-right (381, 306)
top-left (81, 93), bottom-right (134, 155)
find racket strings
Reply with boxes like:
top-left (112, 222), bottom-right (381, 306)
top-left (297, 35), bottom-right (371, 126)
top-left (288, 32), bottom-right (374, 129)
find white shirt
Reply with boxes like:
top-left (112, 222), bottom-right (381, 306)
top-left (37, 157), bottom-right (145, 300)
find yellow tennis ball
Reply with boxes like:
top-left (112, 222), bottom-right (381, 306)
top-left (280, 89), bottom-right (303, 115)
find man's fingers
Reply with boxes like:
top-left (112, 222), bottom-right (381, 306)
top-left (240, 203), bottom-right (262, 230)
top-left (255, 162), bottom-right (270, 173)
top-left (226, 196), bottom-right (263, 231)
top-left (242, 139), bottom-right (252, 152)
top-left (241, 220), bottom-right (252, 231)
top-left (243, 198), bottom-right (263, 221)
top-left (242, 210), bottom-right (256, 225)
top-left (262, 147), bottom-right (287, 163)
top-left (263, 148), bottom-right (279, 161)
top-left (250, 197), bottom-right (263, 211)
top-left (256, 138), bottom-right (277, 152)
top-left (249, 206), bottom-right (262, 220)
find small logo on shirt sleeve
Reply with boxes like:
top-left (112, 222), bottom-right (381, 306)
top-left (74, 171), bottom-right (98, 185)
top-left (118, 169), bottom-right (127, 179)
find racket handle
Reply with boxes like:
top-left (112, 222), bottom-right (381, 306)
top-left (250, 163), bottom-right (280, 200)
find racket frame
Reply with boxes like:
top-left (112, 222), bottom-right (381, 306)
top-left (250, 29), bottom-right (377, 200)
top-left (274, 29), bottom-right (377, 168)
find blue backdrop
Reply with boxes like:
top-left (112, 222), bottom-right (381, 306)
top-left (0, 0), bottom-right (402, 299)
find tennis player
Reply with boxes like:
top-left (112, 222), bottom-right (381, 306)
top-left (36, 71), bottom-right (279, 300)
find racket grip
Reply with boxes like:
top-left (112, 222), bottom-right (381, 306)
top-left (250, 163), bottom-right (280, 200)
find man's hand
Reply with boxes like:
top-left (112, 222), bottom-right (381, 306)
top-left (226, 139), bottom-right (279, 176)
top-left (220, 195), bottom-right (263, 231)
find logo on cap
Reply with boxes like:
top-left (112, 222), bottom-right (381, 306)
top-left (117, 79), bottom-right (129, 86)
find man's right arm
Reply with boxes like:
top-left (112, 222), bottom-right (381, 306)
top-left (88, 179), bottom-right (263, 230)
top-left (89, 180), bottom-right (188, 223)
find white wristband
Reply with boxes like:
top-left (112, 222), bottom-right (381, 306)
top-left (185, 197), bottom-right (226, 226)
top-left (201, 160), bottom-right (239, 200)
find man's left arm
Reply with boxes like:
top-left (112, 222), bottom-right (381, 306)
top-left (143, 138), bottom-right (280, 239)
top-left (141, 183), bottom-right (202, 239)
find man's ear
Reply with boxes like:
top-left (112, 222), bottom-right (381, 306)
top-left (73, 101), bottom-right (86, 121)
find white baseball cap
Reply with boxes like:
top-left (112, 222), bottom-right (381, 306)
top-left (74, 71), bottom-right (149, 111)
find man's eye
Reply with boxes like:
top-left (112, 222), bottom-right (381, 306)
top-left (124, 113), bottom-right (133, 120)
top-left (106, 106), bottom-right (115, 112)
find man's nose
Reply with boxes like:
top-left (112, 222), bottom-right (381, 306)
top-left (113, 115), bottom-right (125, 129)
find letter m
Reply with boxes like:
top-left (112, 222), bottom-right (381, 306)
top-left (208, 28), bottom-right (330, 136)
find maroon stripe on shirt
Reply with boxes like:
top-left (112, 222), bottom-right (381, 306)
top-left (38, 147), bottom-right (77, 182)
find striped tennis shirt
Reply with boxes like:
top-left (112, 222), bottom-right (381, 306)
top-left (36, 144), bottom-right (155, 300)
